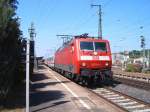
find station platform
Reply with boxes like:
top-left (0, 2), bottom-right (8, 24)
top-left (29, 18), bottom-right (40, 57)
top-left (30, 65), bottom-right (124, 112)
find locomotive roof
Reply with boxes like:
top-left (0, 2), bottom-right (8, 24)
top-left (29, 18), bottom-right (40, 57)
top-left (56, 36), bottom-right (109, 53)
top-left (75, 37), bottom-right (108, 41)
top-left (55, 33), bottom-right (109, 53)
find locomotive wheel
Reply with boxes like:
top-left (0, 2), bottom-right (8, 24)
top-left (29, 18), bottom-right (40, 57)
top-left (72, 74), bottom-right (76, 80)
top-left (105, 76), bottom-right (114, 85)
top-left (82, 77), bottom-right (93, 86)
top-left (74, 75), bottom-right (81, 83)
top-left (82, 78), bottom-right (86, 86)
top-left (70, 74), bottom-right (76, 81)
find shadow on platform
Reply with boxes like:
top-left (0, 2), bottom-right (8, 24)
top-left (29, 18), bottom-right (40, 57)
top-left (31, 80), bottom-right (70, 91)
top-left (30, 65), bottom-right (70, 110)
top-left (30, 90), bottom-right (66, 106)
top-left (31, 65), bottom-right (49, 82)
top-left (31, 73), bottom-right (50, 82)
top-left (37, 65), bottom-right (46, 70)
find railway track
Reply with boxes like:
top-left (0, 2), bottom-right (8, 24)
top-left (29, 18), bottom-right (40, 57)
top-left (47, 65), bottom-right (150, 111)
top-left (112, 69), bottom-right (150, 84)
top-left (113, 74), bottom-right (150, 83)
top-left (112, 69), bottom-right (150, 90)
top-left (90, 87), bottom-right (150, 112)
top-left (113, 76), bottom-right (150, 90)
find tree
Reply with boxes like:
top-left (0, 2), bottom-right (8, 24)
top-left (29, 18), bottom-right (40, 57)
top-left (129, 50), bottom-right (141, 58)
top-left (0, 0), bottom-right (18, 39)
top-left (0, 0), bottom-right (22, 100)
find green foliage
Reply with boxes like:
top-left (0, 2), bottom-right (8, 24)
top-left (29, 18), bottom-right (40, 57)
top-left (129, 50), bottom-right (141, 58)
top-left (0, 0), bottom-right (18, 33)
top-left (125, 64), bottom-right (142, 73)
top-left (129, 49), bottom-right (150, 58)
top-left (0, 0), bottom-right (22, 99)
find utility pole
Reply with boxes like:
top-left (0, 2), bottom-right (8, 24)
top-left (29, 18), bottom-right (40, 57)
top-left (28, 22), bottom-right (37, 69)
top-left (91, 4), bottom-right (102, 39)
top-left (26, 39), bottom-right (30, 112)
top-left (26, 23), bottom-right (36, 112)
top-left (28, 23), bottom-right (36, 41)
top-left (148, 49), bottom-right (150, 69)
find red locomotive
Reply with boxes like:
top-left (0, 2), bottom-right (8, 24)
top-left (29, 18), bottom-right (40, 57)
top-left (54, 34), bottom-right (112, 85)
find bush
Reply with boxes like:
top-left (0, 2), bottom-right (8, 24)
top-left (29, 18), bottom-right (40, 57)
top-left (125, 64), bottom-right (142, 72)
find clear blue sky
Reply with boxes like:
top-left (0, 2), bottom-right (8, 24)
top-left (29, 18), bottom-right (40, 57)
top-left (17, 0), bottom-right (150, 57)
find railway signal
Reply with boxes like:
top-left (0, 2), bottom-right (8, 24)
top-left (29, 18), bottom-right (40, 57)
top-left (140, 36), bottom-right (145, 48)
top-left (140, 36), bottom-right (146, 69)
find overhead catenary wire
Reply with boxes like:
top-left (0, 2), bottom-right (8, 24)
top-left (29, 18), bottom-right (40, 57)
top-left (33, 0), bottom-right (56, 27)
top-left (113, 18), bottom-right (150, 36)
top-left (69, 12), bottom-right (97, 33)
top-left (103, 12), bottom-right (150, 46)
top-left (103, 0), bottom-right (113, 7)
top-left (110, 20), bottom-right (150, 45)
top-left (62, 0), bottom-right (113, 35)
top-left (100, 0), bottom-right (150, 42)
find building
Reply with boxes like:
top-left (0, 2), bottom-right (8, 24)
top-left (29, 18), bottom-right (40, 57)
top-left (112, 53), bottom-right (129, 65)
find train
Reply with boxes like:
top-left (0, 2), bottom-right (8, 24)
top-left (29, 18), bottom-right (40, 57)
top-left (45, 57), bottom-right (54, 69)
top-left (47, 34), bottom-right (113, 85)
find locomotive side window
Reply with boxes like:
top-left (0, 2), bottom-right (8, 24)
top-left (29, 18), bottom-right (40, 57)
top-left (80, 42), bottom-right (94, 50)
top-left (94, 42), bottom-right (107, 52)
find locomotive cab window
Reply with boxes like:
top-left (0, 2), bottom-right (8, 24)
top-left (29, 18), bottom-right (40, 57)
top-left (80, 42), bottom-right (94, 50)
top-left (94, 42), bottom-right (107, 52)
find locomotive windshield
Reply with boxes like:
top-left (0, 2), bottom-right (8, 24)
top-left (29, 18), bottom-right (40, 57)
top-left (80, 42), bottom-right (94, 50)
top-left (80, 41), bottom-right (107, 52)
top-left (94, 42), bottom-right (107, 52)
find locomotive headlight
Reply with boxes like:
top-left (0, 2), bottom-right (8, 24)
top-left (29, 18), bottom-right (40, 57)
top-left (105, 62), bottom-right (109, 66)
top-left (93, 52), bottom-right (98, 55)
top-left (82, 62), bottom-right (86, 67)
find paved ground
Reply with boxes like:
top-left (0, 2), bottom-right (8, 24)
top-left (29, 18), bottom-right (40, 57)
top-left (30, 65), bottom-right (124, 112)
top-left (0, 82), bottom-right (25, 112)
